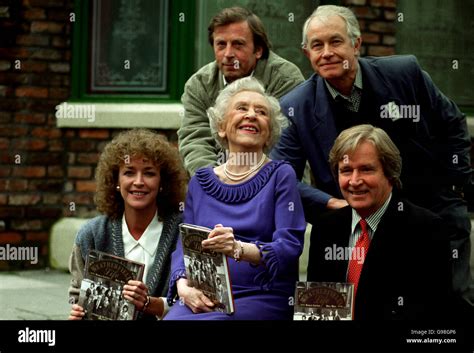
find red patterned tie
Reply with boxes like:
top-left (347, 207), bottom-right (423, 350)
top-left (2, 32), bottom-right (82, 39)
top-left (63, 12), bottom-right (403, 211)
top-left (347, 219), bottom-right (371, 299)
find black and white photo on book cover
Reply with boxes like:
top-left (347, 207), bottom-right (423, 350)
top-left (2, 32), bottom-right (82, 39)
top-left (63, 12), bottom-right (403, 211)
top-left (179, 223), bottom-right (234, 314)
top-left (78, 249), bottom-right (145, 320)
top-left (293, 281), bottom-right (354, 321)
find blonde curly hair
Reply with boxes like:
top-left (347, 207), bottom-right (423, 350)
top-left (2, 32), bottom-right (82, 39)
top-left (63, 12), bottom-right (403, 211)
top-left (94, 129), bottom-right (187, 220)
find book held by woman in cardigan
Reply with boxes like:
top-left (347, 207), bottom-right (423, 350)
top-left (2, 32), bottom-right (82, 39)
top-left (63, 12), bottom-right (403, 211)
top-left (78, 249), bottom-right (145, 320)
top-left (179, 223), bottom-right (235, 314)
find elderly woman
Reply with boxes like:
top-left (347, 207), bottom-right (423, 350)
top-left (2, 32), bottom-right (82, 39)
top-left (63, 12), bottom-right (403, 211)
top-left (68, 129), bottom-right (186, 320)
top-left (165, 77), bottom-right (306, 320)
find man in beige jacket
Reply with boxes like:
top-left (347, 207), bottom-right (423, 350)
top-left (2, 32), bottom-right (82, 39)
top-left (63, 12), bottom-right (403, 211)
top-left (178, 6), bottom-right (304, 175)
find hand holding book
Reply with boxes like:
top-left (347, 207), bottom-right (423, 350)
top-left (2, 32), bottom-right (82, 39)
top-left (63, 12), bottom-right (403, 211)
top-left (201, 224), bottom-right (236, 257)
top-left (202, 224), bottom-right (261, 265)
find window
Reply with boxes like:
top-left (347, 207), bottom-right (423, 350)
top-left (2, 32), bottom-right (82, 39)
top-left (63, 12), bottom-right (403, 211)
top-left (70, 0), bottom-right (194, 102)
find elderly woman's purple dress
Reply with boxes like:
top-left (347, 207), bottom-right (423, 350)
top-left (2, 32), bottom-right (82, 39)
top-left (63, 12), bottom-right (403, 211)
top-left (164, 160), bottom-right (306, 320)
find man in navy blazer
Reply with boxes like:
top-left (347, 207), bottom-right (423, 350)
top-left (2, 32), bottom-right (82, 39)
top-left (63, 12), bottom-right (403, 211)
top-left (307, 124), bottom-right (452, 320)
top-left (270, 5), bottom-right (472, 297)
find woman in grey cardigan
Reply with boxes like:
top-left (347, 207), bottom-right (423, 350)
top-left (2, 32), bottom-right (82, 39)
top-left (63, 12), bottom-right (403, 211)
top-left (68, 129), bottom-right (186, 320)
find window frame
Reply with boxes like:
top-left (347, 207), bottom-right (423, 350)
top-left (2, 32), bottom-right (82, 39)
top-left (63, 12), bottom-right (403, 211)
top-left (70, 0), bottom-right (195, 103)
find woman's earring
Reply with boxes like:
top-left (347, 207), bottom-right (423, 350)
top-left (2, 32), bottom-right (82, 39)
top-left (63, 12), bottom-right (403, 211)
top-left (159, 187), bottom-right (163, 192)
top-left (116, 185), bottom-right (120, 191)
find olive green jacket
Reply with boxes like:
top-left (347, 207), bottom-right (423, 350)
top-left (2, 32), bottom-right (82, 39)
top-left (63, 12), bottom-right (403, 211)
top-left (178, 51), bottom-right (304, 175)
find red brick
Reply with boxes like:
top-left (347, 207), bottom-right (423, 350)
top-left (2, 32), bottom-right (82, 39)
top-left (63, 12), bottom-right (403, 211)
top-left (0, 138), bottom-right (8, 149)
top-left (26, 231), bottom-right (49, 242)
top-left (26, 152), bottom-right (61, 165)
top-left (69, 140), bottom-right (96, 152)
top-left (13, 139), bottom-right (48, 151)
top-left (0, 232), bottom-right (23, 244)
top-left (0, 73), bottom-right (30, 85)
top-left (68, 166), bottom-right (92, 179)
top-left (43, 193), bottom-right (61, 204)
top-left (0, 60), bottom-right (12, 71)
top-left (0, 180), bottom-right (28, 192)
top-left (62, 193), bottom-right (94, 206)
top-left (28, 179), bottom-right (63, 192)
top-left (0, 112), bottom-right (12, 123)
top-left (0, 126), bottom-right (28, 137)
top-left (22, 8), bottom-right (47, 20)
top-left (382, 35), bottom-right (396, 46)
top-left (27, 206), bottom-right (61, 218)
top-left (76, 181), bottom-right (96, 192)
top-left (77, 153), bottom-right (99, 164)
top-left (79, 129), bottom-right (109, 139)
top-left (0, 48), bottom-right (31, 60)
top-left (15, 87), bottom-right (48, 98)
top-left (353, 7), bottom-right (380, 19)
top-left (12, 166), bottom-right (46, 178)
top-left (347, 0), bottom-right (366, 4)
top-left (48, 62), bottom-right (70, 73)
top-left (31, 127), bottom-right (61, 138)
top-left (30, 48), bottom-right (62, 60)
top-left (384, 10), bottom-right (397, 21)
top-left (16, 34), bottom-right (49, 47)
top-left (362, 33), bottom-right (381, 44)
top-left (370, 0), bottom-right (396, 8)
top-left (49, 87), bottom-right (69, 99)
top-left (9, 194), bottom-right (41, 205)
top-left (18, 60), bottom-right (48, 72)
top-left (0, 153), bottom-right (13, 164)
top-left (11, 219), bottom-right (42, 231)
top-left (0, 168), bottom-right (11, 177)
top-left (368, 21), bottom-right (396, 34)
top-left (68, 152), bottom-right (75, 164)
top-left (30, 21), bottom-right (64, 34)
top-left (47, 165), bottom-right (64, 178)
top-left (47, 9), bottom-right (71, 21)
top-left (368, 45), bottom-right (395, 56)
top-left (24, 0), bottom-right (66, 7)
top-left (51, 36), bottom-right (69, 48)
top-left (48, 139), bottom-right (63, 151)
top-left (15, 113), bottom-right (46, 124)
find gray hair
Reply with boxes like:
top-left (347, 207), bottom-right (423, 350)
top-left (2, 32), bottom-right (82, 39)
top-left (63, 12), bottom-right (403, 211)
top-left (302, 5), bottom-right (361, 48)
top-left (329, 124), bottom-right (402, 189)
top-left (207, 77), bottom-right (287, 153)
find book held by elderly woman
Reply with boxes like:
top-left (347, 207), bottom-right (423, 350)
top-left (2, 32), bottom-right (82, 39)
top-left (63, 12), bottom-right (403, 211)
top-left (179, 223), bottom-right (235, 314)
top-left (78, 250), bottom-right (145, 320)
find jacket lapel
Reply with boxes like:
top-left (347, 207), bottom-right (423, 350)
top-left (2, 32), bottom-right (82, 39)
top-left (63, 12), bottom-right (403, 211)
top-left (312, 75), bottom-right (338, 163)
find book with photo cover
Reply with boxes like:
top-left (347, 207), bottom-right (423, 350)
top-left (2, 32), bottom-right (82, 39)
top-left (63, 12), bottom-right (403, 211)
top-left (293, 281), bottom-right (354, 321)
top-left (179, 223), bottom-right (235, 314)
top-left (78, 249), bottom-right (145, 320)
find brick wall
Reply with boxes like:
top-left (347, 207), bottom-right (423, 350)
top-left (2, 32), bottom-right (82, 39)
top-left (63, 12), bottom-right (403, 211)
top-left (0, 0), bottom-right (175, 270)
top-left (343, 0), bottom-right (397, 56)
top-left (0, 0), bottom-right (74, 269)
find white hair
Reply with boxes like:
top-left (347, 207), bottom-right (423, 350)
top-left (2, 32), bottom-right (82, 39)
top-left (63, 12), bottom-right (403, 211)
top-left (301, 5), bottom-right (361, 48)
top-left (207, 77), bottom-right (287, 153)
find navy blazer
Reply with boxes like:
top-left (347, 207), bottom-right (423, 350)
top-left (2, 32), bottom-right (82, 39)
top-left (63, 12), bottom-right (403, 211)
top-left (271, 55), bottom-right (471, 218)
top-left (307, 195), bottom-right (452, 320)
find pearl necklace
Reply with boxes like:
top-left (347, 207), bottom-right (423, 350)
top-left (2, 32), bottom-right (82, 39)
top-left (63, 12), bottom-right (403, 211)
top-left (223, 154), bottom-right (267, 182)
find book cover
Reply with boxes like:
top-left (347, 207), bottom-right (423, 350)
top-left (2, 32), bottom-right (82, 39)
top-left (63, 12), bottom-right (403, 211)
top-left (179, 223), bottom-right (235, 314)
top-left (78, 249), bottom-right (145, 320)
top-left (293, 281), bottom-right (354, 320)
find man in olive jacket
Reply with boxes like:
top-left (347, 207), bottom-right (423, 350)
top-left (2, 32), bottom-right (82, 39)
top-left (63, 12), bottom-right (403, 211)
top-left (178, 7), bottom-right (304, 175)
